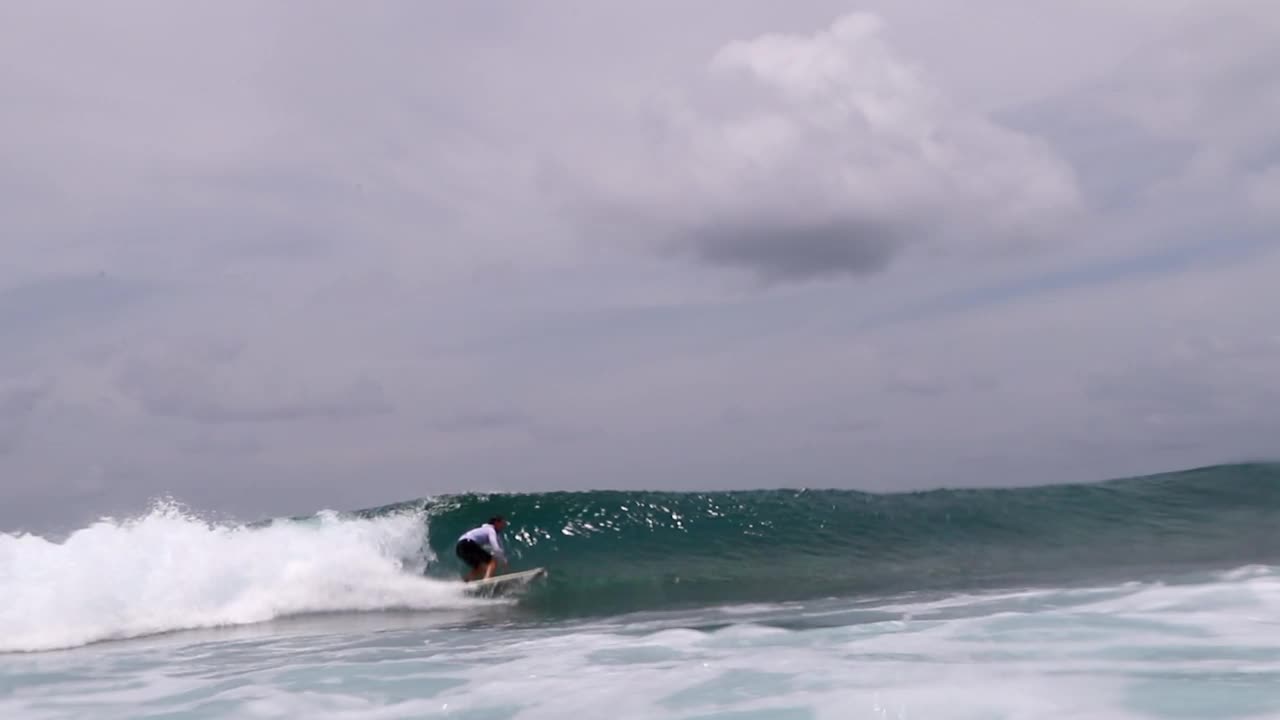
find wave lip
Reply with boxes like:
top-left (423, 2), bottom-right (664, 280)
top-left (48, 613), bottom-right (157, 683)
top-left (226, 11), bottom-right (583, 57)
top-left (0, 502), bottom-right (477, 653)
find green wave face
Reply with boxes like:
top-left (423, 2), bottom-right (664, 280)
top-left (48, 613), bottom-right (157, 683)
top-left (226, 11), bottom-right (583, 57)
top-left (374, 463), bottom-right (1280, 616)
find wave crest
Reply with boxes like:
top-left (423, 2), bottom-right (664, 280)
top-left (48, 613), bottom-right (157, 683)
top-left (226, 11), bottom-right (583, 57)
top-left (0, 501), bottom-right (477, 653)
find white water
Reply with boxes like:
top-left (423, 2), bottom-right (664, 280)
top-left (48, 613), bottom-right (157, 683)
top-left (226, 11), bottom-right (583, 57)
top-left (0, 502), bottom-right (484, 653)
top-left (4, 565), bottom-right (1280, 718)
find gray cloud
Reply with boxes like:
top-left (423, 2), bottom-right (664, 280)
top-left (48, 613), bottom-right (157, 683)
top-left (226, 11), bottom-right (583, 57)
top-left (1, 2), bottom-right (1279, 531)
top-left (0, 381), bottom-right (48, 455)
top-left (1251, 166), bottom-right (1280, 217)
top-left (116, 346), bottom-right (391, 424)
top-left (129, 382), bottom-right (391, 425)
top-left (427, 411), bottom-right (531, 434)
top-left (176, 431), bottom-right (265, 458)
top-left (0, 274), bottom-right (150, 350)
top-left (685, 215), bottom-right (902, 282)
top-left (996, 106), bottom-right (1193, 212)
top-left (996, 2), bottom-right (1280, 222)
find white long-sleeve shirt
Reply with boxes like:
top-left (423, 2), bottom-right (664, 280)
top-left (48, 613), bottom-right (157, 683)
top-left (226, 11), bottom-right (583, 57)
top-left (458, 524), bottom-right (505, 560)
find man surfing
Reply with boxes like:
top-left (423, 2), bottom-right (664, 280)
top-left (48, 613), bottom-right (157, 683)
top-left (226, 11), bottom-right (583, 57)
top-left (455, 515), bottom-right (508, 582)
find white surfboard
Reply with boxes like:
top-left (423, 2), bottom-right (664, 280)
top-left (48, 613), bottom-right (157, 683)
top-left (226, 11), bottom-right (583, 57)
top-left (462, 567), bottom-right (547, 596)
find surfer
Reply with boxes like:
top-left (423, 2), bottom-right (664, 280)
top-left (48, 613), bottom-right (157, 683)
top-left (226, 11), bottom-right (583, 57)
top-left (455, 516), bottom-right (509, 582)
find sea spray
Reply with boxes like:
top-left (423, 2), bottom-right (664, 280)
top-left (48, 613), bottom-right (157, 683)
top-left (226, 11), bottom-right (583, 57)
top-left (0, 501), bottom-right (481, 652)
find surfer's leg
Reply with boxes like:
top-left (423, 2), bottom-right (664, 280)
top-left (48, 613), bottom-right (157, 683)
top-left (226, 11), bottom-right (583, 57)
top-left (483, 558), bottom-right (497, 579)
top-left (457, 540), bottom-right (491, 582)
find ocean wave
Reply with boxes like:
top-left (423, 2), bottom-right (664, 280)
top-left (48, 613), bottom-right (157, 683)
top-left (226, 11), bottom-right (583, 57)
top-left (411, 462), bottom-right (1280, 615)
top-left (5, 462), bottom-right (1278, 651)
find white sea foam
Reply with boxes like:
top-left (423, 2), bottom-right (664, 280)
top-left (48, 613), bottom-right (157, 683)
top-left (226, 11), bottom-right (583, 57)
top-left (10, 567), bottom-right (1280, 719)
top-left (0, 502), bottom-right (484, 653)
top-left (429, 566), bottom-right (1280, 719)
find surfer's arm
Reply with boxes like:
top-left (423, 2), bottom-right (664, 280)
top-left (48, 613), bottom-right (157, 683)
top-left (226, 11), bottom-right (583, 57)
top-left (486, 525), bottom-right (507, 563)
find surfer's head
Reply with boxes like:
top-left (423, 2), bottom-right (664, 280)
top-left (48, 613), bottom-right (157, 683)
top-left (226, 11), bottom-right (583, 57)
top-left (488, 515), bottom-right (507, 530)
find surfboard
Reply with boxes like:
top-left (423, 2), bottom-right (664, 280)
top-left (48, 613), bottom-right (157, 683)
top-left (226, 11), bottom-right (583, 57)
top-left (462, 567), bottom-right (547, 596)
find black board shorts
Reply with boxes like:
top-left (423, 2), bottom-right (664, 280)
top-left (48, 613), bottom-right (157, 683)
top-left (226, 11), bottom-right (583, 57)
top-left (455, 538), bottom-right (492, 569)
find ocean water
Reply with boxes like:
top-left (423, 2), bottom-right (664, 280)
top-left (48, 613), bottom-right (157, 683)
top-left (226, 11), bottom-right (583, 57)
top-left (3, 463), bottom-right (1280, 719)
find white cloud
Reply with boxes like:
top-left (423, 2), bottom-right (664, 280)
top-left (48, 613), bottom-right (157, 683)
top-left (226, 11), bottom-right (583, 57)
top-left (555, 12), bottom-right (1081, 282)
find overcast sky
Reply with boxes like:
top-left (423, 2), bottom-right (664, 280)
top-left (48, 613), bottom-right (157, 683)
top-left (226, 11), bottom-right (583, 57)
top-left (2, 0), bottom-right (1278, 532)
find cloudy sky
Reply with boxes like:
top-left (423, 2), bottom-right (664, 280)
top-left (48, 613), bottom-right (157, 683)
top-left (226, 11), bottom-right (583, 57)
top-left (2, 0), bottom-right (1278, 531)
